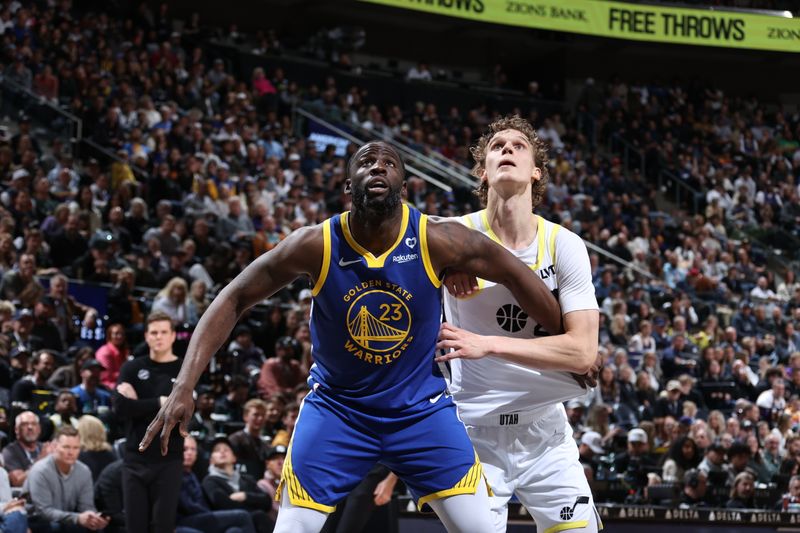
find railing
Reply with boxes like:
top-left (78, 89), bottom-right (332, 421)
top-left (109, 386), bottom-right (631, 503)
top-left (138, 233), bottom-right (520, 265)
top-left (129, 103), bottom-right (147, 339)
top-left (304, 103), bottom-right (476, 187)
top-left (657, 168), bottom-right (702, 214)
top-left (293, 106), bottom-right (454, 192)
top-left (584, 241), bottom-right (655, 280)
top-left (0, 75), bottom-right (82, 148)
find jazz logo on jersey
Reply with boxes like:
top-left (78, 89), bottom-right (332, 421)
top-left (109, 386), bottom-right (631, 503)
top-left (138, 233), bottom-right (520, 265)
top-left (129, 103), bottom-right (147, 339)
top-left (496, 304), bottom-right (528, 333)
top-left (344, 285), bottom-right (414, 366)
top-left (559, 496), bottom-right (590, 520)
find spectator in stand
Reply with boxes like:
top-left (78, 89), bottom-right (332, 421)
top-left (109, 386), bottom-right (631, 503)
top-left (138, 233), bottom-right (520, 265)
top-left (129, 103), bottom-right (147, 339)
top-left (661, 436), bottom-right (701, 482)
top-left (0, 254), bottom-right (43, 308)
top-left (178, 435), bottom-right (257, 533)
top-left (229, 399), bottom-right (271, 480)
top-left (70, 359), bottom-right (111, 416)
top-left (11, 349), bottom-right (57, 414)
top-left (93, 459), bottom-right (125, 532)
top-left (227, 326), bottom-right (265, 378)
top-left (187, 385), bottom-right (217, 447)
top-left (257, 445), bottom-right (285, 524)
top-left (406, 62), bottom-right (432, 82)
top-left (202, 436), bottom-right (273, 533)
top-left (214, 375), bottom-right (250, 424)
top-left (48, 390), bottom-right (80, 431)
top-left (76, 415), bottom-right (115, 482)
top-left (0, 463), bottom-right (27, 532)
top-left (49, 347), bottom-right (93, 390)
top-left (95, 323), bottom-right (130, 390)
top-left (31, 297), bottom-right (64, 352)
top-left (578, 431), bottom-right (604, 481)
top-left (46, 274), bottom-right (97, 347)
top-left (257, 336), bottom-right (304, 398)
top-left (151, 277), bottom-right (198, 327)
top-left (726, 471), bottom-right (757, 509)
top-left (25, 425), bottom-right (109, 532)
top-left (679, 469), bottom-right (709, 508)
top-left (268, 402), bottom-right (298, 448)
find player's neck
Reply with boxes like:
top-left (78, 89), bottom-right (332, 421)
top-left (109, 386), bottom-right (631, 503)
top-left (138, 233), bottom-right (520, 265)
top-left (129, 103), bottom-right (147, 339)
top-left (484, 193), bottom-right (537, 250)
top-left (348, 206), bottom-right (403, 256)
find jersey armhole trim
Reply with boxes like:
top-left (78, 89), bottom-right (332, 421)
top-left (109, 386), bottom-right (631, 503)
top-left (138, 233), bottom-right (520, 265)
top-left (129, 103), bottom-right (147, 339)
top-left (420, 215), bottom-right (442, 288)
top-left (530, 216), bottom-right (547, 270)
top-left (549, 224), bottom-right (562, 266)
top-left (311, 220), bottom-right (331, 296)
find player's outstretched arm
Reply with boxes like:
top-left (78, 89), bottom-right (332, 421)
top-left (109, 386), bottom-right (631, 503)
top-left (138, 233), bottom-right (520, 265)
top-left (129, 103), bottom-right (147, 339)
top-left (427, 218), bottom-right (562, 339)
top-left (139, 224), bottom-right (325, 455)
top-left (428, 219), bottom-right (595, 374)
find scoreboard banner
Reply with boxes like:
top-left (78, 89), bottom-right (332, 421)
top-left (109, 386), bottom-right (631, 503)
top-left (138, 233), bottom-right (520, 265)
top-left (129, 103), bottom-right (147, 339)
top-left (358, 0), bottom-right (800, 53)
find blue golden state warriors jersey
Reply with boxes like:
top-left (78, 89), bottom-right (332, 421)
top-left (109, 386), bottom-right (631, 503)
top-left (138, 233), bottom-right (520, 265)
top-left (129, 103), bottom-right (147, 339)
top-left (308, 203), bottom-right (445, 414)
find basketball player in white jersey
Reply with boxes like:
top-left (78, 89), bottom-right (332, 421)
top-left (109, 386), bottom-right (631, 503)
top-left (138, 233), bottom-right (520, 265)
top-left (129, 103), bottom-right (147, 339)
top-left (436, 115), bottom-right (602, 533)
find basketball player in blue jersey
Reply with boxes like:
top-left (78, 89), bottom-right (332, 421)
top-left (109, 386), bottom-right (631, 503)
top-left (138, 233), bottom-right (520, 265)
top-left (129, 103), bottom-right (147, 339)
top-left (437, 115), bottom-right (602, 533)
top-left (140, 141), bottom-right (564, 533)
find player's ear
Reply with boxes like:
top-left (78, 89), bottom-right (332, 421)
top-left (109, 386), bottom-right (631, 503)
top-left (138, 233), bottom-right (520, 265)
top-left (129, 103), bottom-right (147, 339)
top-left (344, 178), bottom-right (351, 194)
top-left (531, 166), bottom-right (542, 182)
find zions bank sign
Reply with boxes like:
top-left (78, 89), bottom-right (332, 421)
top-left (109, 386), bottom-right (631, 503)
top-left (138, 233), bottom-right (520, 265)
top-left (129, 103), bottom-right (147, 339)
top-left (359, 0), bottom-right (800, 53)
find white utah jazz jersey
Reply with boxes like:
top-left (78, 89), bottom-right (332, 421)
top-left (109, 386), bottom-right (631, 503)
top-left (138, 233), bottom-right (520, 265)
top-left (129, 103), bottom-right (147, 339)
top-left (443, 211), bottom-right (598, 423)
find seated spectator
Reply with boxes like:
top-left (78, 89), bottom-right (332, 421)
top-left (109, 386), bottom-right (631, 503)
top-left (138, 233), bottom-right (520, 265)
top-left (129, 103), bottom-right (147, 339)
top-left (31, 297), bottom-right (65, 352)
top-left (757, 378), bottom-right (787, 421)
top-left (49, 390), bottom-right (80, 431)
top-left (776, 474), bottom-right (800, 511)
top-left (93, 460), bottom-right (124, 533)
top-left (11, 349), bottom-right (57, 413)
top-left (227, 326), bottom-right (265, 377)
top-left (70, 359), bottom-right (111, 416)
top-left (187, 385), bottom-right (217, 448)
top-left (726, 471), bottom-right (756, 509)
top-left (151, 277), bottom-right (198, 326)
top-left (8, 308), bottom-right (43, 355)
top-left (270, 402), bottom-right (299, 448)
top-left (202, 437), bottom-right (273, 533)
top-left (0, 254), bottom-right (44, 308)
top-left (49, 347), bottom-right (94, 390)
top-left (661, 436), bottom-right (701, 483)
top-left (614, 428), bottom-right (658, 498)
top-left (2, 411), bottom-right (47, 486)
top-left (257, 336), bottom-right (305, 398)
top-left (214, 375), bottom-right (250, 425)
top-left (94, 323), bottom-right (129, 390)
top-left (179, 436), bottom-right (256, 533)
top-left (0, 464), bottom-right (27, 533)
top-left (679, 468), bottom-right (708, 508)
top-left (229, 399), bottom-right (272, 479)
top-left (578, 430), bottom-right (604, 482)
top-left (654, 380), bottom-right (685, 421)
top-left (76, 416), bottom-right (115, 482)
top-left (25, 426), bottom-right (109, 531)
top-left (727, 441), bottom-right (754, 484)
top-left (47, 274), bottom-right (97, 347)
top-left (257, 445), bottom-right (285, 524)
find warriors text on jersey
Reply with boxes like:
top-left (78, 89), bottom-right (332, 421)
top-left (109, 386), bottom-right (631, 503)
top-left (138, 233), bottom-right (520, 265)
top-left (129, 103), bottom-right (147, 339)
top-left (443, 211), bottom-right (598, 423)
top-left (308, 202), bottom-right (446, 413)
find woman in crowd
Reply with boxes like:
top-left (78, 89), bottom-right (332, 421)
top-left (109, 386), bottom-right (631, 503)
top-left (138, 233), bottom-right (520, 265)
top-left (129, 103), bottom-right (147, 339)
top-left (77, 415), bottom-right (116, 482)
top-left (95, 323), bottom-right (130, 390)
top-left (151, 277), bottom-right (198, 326)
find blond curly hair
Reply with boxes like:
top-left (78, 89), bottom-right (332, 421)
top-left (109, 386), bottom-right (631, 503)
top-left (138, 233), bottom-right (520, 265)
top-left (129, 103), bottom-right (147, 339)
top-left (470, 115), bottom-right (550, 209)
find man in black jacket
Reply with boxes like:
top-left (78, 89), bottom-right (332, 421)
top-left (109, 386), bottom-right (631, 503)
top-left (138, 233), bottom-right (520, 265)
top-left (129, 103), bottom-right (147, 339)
top-left (113, 312), bottom-right (184, 533)
top-left (202, 436), bottom-right (273, 533)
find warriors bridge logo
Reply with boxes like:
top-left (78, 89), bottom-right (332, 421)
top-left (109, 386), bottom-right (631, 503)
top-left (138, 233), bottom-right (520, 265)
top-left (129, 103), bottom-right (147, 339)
top-left (343, 281), bottom-right (414, 365)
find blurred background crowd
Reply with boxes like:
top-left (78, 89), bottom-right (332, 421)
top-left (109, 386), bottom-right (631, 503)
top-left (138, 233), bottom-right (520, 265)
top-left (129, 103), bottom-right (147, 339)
top-left (0, 0), bottom-right (798, 530)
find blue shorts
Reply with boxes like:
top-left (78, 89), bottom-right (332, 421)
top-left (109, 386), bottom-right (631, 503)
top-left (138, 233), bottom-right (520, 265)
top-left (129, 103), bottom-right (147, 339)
top-left (277, 387), bottom-right (485, 512)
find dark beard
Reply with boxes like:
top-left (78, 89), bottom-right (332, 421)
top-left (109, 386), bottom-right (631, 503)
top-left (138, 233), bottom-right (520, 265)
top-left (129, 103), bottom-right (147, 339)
top-left (351, 186), bottom-right (402, 217)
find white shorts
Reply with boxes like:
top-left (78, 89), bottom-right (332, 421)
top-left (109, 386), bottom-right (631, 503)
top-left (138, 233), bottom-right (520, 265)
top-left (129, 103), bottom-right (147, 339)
top-left (465, 404), bottom-right (602, 533)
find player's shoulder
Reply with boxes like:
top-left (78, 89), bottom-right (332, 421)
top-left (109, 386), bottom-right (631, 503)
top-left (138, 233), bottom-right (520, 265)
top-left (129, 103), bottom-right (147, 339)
top-left (542, 217), bottom-right (584, 248)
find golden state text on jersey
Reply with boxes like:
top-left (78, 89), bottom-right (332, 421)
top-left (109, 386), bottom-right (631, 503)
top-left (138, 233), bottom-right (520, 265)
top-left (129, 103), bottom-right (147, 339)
top-left (307, 204), bottom-right (445, 413)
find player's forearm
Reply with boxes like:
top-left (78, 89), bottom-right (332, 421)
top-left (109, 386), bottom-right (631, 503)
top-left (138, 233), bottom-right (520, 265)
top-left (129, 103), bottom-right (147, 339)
top-left (489, 330), bottom-right (596, 374)
top-left (500, 263), bottom-right (563, 336)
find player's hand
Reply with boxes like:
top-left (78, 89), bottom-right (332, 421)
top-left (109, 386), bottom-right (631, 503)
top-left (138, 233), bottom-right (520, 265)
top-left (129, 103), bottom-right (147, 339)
top-left (139, 385), bottom-right (193, 456)
top-left (435, 323), bottom-right (492, 362)
top-left (570, 351), bottom-right (602, 389)
top-left (444, 270), bottom-right (479, 298)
